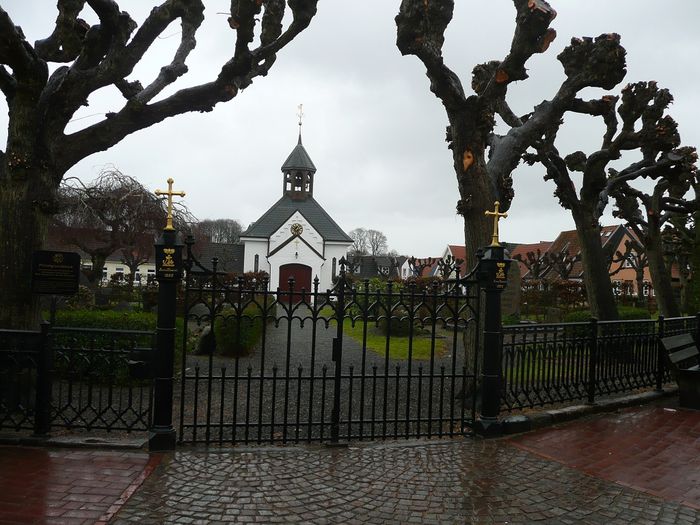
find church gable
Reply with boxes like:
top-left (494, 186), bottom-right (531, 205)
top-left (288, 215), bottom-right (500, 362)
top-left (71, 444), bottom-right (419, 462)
top-left (269, 211), bottom-right (323, 256)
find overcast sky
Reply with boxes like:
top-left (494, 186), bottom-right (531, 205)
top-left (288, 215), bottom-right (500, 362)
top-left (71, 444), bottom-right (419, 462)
top-left (2, 1), bottom-right (699, 257)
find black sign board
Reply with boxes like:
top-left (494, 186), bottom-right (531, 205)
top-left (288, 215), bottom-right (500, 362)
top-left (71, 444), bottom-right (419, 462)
top-left (31, 250), bottom-right (80, 295)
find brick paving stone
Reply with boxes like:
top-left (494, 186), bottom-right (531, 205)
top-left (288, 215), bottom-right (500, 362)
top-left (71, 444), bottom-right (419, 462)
top-left (511, 405), bottom-right (700, 510)
top-left (0, 446), bottom-right (158, 525)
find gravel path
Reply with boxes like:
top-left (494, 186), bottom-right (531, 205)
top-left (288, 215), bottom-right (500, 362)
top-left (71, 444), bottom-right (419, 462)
top-left (176, 305), bottom-right (477, 444)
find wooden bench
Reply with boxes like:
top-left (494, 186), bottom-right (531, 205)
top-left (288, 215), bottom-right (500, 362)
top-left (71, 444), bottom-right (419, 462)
top-left (660, 333), bottom-right (700, 409)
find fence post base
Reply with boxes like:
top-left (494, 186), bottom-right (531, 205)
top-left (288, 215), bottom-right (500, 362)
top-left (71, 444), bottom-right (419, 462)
top-left (149, 427), bottom-right (176, 451)
top-left (474, 416), bottom-right (503, 438)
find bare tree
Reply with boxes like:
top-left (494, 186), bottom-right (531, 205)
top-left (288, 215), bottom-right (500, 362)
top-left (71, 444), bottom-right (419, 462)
top-left (0, 1), bottom-right (319, 328)
top-left (349, 228), bottom-right (369, 256)
top-left (612, 167), bottom-right (697, 317)
top-left (194, 219), bottom-right (243, 244)
top-left (54, 168), bottom-right (193, 288)
top-left (609, 238), bottom-right (648, 308)
top-left (367, 229), bottom-right (388, 256)
top-left (513, 249), bottom-right (548, 280)
top-left (396, 1), bottom-right (693, 320)
top-left (525, 81), bottom-right (696, 320)
top-left (544, 249), bottom-right (580, 280)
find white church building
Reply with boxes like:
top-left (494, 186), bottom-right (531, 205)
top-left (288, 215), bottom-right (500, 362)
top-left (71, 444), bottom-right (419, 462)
top-left (239, 134), bottom-right (353, 294)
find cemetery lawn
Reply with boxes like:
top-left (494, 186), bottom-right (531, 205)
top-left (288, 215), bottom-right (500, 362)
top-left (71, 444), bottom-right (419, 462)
top-left (319, 308), bottom-right (447, 360)
top-left (343, 320), bottom-right (448, 360)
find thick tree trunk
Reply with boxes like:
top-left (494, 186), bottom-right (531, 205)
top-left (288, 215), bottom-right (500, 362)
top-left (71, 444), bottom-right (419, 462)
top-left (572, 211), bottom-right (619, 320)
top-left (0, 179), bottom-right (49, 329)
top-left (646, 240), bottom-right (680, 318)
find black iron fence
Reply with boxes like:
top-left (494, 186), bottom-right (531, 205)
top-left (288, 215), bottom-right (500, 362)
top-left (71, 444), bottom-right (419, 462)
top-left (0, 325), bottom-right (154, 435)
top-left (502, 314), bottom-right (700, 411)
top-left (179, 253), bottom-right (482, 445)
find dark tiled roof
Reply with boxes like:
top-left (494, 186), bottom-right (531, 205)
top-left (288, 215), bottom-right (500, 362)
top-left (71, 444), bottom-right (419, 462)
top-left (281, 137), bottom-right (316, 173)
top-left (241, 195), bottom-right (352, 242)
top-left (346, 255), bottom-right (402, 279)
top-left (192, 243), bottom-right (244, 274)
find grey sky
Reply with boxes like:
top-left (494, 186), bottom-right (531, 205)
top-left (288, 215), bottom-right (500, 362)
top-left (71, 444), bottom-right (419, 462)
top-left (2, 1), bottom-right (699, 257)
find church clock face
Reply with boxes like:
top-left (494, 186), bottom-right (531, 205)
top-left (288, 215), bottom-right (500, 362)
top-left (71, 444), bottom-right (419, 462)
top-left (290, 223), bottom-right (303, 236)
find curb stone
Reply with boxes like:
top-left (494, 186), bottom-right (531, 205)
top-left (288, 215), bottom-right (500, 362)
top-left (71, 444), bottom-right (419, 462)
top-left (501, 386), bottom-right (678, 435)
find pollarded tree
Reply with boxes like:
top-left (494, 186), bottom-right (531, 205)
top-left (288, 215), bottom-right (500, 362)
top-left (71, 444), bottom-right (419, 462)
top-left (611, 165), bottom-right (697, 317)
top-left (513, 249), bottom-right (548, 280)
top-left (543, 249), bottom-right (579, 280)
top-left (395, 1), bottom-right (696, 320)
top-left (0, 1), bottom-right (319, 328)
top-left (525, 81), bottom-right (696, 320)
top-left (665, 207), bottom-right (700, 314)
top-left (609, 238), bottom-right (649, 308)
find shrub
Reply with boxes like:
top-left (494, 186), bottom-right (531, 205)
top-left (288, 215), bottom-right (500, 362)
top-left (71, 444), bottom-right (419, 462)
top-left (213, 305), bottom-right (264, 357)
top-left (50, 309), bottom-right (184, 374)
top-left (562, 309), bottom-right (592, 323)
top-left (618, 305), bottom-right (651, 320)
top-left (377, 307), bottom-right (416, 337)
top-left (53, 309), bottom-right (157, 331)
top-left (563, 306), bottom-right (651, 323)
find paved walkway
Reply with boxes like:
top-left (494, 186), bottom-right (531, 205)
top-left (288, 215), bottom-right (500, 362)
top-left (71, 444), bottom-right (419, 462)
top-left (0, 448), bottom-right (159, 524)
top-left (2, 399), bottom-right (700, 524)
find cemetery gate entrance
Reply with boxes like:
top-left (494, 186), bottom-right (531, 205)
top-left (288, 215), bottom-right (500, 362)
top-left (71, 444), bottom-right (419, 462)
top-left (178, 242), bottom-right (482, 445)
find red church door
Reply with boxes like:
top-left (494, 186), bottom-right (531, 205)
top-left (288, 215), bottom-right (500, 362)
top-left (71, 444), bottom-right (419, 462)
top-left (279, 264), bottom-right (312, 302)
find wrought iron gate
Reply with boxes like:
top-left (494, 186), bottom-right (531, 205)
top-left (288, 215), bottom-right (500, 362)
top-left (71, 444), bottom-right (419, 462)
top-left (178, 244), bottom-right (481, 445)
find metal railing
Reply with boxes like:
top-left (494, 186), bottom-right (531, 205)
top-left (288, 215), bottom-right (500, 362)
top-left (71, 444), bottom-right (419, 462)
top-left (501, 314), bottom-right (699, 411)
top-left (0, 324), bottom-right (154, 435)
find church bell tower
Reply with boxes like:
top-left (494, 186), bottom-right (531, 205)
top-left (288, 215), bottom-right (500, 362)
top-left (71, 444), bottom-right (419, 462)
top-left (282, 104), bottom-right (317, 201)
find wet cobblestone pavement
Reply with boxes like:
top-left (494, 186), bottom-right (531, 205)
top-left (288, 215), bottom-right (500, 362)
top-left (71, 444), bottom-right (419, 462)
top-left (3, 402), bottom-right (700, 524)
top-left (110, 404), bottom-right (700, 524)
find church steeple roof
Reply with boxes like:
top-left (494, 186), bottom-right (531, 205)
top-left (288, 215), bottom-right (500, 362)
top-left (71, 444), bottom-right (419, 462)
top-left (281, 135), bottom-right (317, 173)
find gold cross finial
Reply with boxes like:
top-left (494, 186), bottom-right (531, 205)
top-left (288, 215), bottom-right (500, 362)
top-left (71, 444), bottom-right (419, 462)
top-left (485, 201), bottom-right (508, 247)
top-left (155, 178), bottom-right (186, 231)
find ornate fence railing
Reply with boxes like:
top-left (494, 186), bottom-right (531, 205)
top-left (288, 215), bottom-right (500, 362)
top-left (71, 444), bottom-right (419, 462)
top-left (501, 314), bottom-right (699, 411)
top-left (179, 256), bottom-right (482, 445)
top-left (0, 325), bottom-right (154, 435)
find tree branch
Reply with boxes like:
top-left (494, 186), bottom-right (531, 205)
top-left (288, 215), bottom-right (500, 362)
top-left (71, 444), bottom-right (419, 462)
top-left (0, 65), bottom-right (16, 98)
top-left (134, 2), bottom-right (204, 104)
top-left (0, 7), bottom-right (39, 75)
top-left (58, 1), bottom-right (320, 171)
top-left (395, 0), bottom-right (466, 111)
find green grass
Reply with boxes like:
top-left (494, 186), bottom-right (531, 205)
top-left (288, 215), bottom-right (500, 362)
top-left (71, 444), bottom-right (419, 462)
top-left (320, 307), bottom-right (447, 360)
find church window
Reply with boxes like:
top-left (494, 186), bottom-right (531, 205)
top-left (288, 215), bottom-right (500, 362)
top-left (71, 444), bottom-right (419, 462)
top-left (254, 254), bottom-right (259, 272)
top-left (332, 257), bottom-right (337, 278)
top-left (294, 172), bottom-right (303, 191)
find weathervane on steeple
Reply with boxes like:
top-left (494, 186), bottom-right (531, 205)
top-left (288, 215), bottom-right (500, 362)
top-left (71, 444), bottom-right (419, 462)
top-left (297, 103), bottom-right (304, 144)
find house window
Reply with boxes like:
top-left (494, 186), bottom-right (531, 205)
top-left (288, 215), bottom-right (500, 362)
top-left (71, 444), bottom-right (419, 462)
top-left (102, 266), bottom-right (108, 279)
top-left (115, 267), bottom-right (124, 274)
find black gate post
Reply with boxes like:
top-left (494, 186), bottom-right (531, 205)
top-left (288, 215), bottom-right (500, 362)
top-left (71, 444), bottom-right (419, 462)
top-left (330, 258), bottom-right (347, 444)
top-left (149, 179), bottom-right (185, 451)
top-left (474, 244), bottom-right (510, 437)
